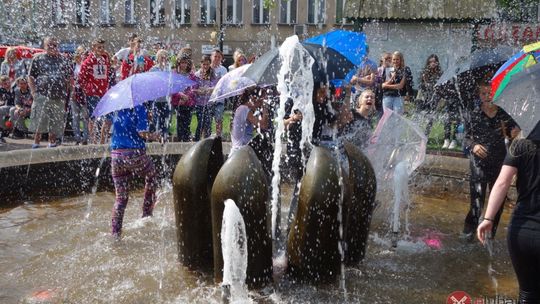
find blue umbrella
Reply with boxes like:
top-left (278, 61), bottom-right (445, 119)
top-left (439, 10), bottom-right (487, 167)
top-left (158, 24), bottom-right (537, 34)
top-left (304, 29), bottom-right (368, 67)
top-left (93, 71), bottom-right (196, 117)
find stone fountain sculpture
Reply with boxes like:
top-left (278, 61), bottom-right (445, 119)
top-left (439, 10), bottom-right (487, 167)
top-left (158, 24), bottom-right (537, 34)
top-left (173, 137), bottom-right (376, 287)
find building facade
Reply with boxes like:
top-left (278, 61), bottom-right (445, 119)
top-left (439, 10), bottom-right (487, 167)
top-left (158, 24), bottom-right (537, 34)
top-left (343, 0), bottom-right (540, 83)
top-left (0, 0), bottom-right (354, 59)
top-left (1, 1), bottom-right (539, 82)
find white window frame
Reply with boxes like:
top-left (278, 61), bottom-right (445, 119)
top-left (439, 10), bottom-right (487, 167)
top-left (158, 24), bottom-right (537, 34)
top-left (335, 0), bottom-right (352, 25)
top-left (307, 0), bottom-right (325, 24)
top-left (124, 0), bottom-right (136, 24)
top-left (279, 0), bottom-right (296, 24)
top-left (252, 0), bottom-right (269, 24)
top-left (52, 0), bottom-right (67, 25)
top-left (75, 0), bottom-right (90, 25)
top-left (224, 0), bottom-right (242, 25)
top-left (175, 0), bottom-right (191, 25)
top-left (100, 0), bottom-right (114, 24)
top-left (200, 0), bottom-right (216, 24)
top-left (149, 0), bottom-right (165, 25)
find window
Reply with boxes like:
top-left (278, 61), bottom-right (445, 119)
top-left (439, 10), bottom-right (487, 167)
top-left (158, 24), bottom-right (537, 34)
top-left (125, 0), bottom-right (136, 24)
top-left (175, 0), bottom-right (191, 24)
top-left (100, 0), bottom-right (115, 24)
top-left (307, 0), bottom-right (325, 24)
top-left (252, 0), bottom-right (269, 24)
top-left (150, 0), bottom-right (165, 25)
top-left (75, 0), bottom-right (90, 25)
top-left (52, 0), bottom-right (67, 25)
top-left (336, 0), bottom-right (350, 24)
top-left (279, 0), bottom-right (296, 24)
top-left (200, 0), bottom-right (216, 24)
top-left (225, 0), bottom-right (242, 24)
top-left (499, 0), bottom-right (539, 22)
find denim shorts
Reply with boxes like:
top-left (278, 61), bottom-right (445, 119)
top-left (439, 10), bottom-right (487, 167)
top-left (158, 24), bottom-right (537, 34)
top-left (212, 102), bottom-right (225, 121)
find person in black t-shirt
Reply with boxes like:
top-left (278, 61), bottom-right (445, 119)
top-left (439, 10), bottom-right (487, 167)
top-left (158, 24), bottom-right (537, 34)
top-left (462, 81), bottom-right (520, 238)
top-left (478, 129), bottom-right (540, 302)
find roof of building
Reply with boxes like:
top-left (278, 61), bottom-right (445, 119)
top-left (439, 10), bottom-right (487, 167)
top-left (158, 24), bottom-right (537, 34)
top-left (344, 0), bottom-right (499, 20)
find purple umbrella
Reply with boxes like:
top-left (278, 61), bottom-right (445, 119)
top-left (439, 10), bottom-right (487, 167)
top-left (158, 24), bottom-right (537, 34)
top-left (93, 71), bottom-right (196, 117)
top-left (209, 64), bottom-right (255, 102)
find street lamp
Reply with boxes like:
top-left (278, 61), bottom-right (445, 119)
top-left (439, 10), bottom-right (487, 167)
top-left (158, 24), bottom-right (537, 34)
top-left (218, 0), bottom-right (224, 52)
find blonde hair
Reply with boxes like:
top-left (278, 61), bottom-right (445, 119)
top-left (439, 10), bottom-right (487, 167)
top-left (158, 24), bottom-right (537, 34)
top-left (357, 89), bottom-right (375, 106)
top-left (156, 49), bottom-right (169, 62)
top-left (392, 51), bottom-right (405, 69)
top-left (232, 49), bottom-right (246, 68)
top-left (74, 46), bottom-right (86, 62)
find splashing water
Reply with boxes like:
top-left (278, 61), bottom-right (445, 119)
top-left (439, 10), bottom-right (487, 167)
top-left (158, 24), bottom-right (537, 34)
top-left (391, 161), bottom-right (411, 246)
top-left (270, 35), bottom-right (315, 246)
top-left (85, 150), bottom-right (109, 219)
top-left (221, 199), bottom-right (250, 304)
top-left (335, 145), bottom-right (347, 299)
top-left (484, 233), bottom-right (500, 294)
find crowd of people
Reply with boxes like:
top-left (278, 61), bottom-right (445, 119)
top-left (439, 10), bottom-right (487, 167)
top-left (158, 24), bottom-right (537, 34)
top-left (1, 34), bottom-right (537, 300)
top-left (0, 34), bottom-right (256, 148)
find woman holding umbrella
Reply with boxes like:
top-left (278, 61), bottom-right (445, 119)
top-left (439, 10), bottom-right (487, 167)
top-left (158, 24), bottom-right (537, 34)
top-left (477, 127), bottom-right (540, 302)
top-left (110, 104), bottom-right (161, 238)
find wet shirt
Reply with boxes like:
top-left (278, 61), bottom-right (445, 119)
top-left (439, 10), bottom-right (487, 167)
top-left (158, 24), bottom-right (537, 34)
top-left (504, 139), bottom-right (540, 231)
top-left (110, 105), bottom-right (148, 150)
top-left (231, 104), bottom-right (253, 153)
top-left (28, 54), bottom-right (72, 100)
top-left (464, 104), bottom-right (518, 170)
top-left (340, 111), bottom-right (373, 150)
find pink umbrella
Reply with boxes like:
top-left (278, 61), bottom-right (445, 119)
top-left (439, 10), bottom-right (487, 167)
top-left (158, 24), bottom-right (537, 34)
top-left (209, 64), bottom-right (255, 102)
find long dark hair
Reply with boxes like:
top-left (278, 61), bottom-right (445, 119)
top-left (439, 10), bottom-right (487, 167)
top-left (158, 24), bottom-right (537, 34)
top-left (198, 55), bottom-right (215, 80)
top-left (422, 54), bottom-right (442, 80)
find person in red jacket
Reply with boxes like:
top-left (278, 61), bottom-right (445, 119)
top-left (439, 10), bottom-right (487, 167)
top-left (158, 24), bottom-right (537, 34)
top-left (119, 36), bottom-right (153, 80)
top-left (78, 38), bottom-right (112, 144)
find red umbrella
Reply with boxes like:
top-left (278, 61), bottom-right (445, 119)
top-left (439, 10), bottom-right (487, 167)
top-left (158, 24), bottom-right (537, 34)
top-left (0, 45), bottom-right (45, 59)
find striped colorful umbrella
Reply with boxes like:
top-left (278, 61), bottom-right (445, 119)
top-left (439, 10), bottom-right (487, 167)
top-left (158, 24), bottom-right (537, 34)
top-left (491, 41), bottom-right (540, 100)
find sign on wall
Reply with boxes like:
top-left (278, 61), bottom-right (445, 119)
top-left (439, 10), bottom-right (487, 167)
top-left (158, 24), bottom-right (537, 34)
top-left (477, 23), bottom-right (540, 46)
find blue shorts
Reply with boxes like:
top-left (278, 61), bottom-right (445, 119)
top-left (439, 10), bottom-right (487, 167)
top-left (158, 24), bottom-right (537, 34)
top-left (212, 102), bottom-right (225, 122)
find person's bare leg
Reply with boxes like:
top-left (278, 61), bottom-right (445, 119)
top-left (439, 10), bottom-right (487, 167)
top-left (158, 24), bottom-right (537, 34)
top-left (49, 133), bottom-right (56, 146)
top-left (100, 120), bottom-right (111, 144)
top-left (33, 132), bottom-right (41, 145)
top-left (216, 120), bottom-right (222, 137)
top-left (88, 120), bottom-right (96, 144)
